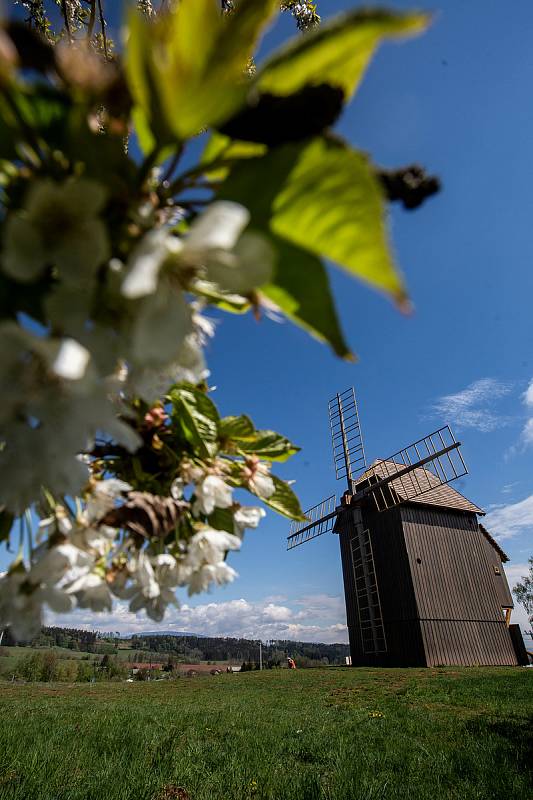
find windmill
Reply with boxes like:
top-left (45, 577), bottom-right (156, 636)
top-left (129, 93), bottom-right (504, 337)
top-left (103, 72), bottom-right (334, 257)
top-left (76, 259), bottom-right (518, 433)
top-left (288, 388), bottom-right (519, 667)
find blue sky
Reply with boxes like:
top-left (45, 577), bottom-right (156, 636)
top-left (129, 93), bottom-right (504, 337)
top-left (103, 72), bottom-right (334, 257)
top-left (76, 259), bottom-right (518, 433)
top-left (5, 0), bottom-right (533, 640)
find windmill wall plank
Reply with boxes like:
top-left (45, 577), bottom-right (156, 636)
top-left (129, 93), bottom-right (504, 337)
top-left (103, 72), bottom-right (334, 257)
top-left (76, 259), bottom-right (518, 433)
top-left (479, 535), bottom-right (514, 608)
top-left (420, 621), bottom-right (517, 666)
top-left (401, 506), bottom-right (503, 621)
top-left (338, 500), bottom-right (518, 667)
top-left (400, 505), bottom-right (517, 666)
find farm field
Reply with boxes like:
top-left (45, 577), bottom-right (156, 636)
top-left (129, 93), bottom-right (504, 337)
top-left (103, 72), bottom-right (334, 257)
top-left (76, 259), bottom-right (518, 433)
top-left (0, 667), bottom-right (531, 800)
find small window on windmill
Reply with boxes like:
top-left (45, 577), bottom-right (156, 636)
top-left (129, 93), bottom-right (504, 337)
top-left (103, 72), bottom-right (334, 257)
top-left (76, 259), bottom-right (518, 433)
top-left (493, 565), bottom-right (501, 576)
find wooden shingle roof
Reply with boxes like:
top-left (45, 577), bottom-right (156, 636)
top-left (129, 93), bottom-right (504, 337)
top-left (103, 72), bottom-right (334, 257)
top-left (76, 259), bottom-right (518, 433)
top-left (356, 459), bottom-right (484, 515)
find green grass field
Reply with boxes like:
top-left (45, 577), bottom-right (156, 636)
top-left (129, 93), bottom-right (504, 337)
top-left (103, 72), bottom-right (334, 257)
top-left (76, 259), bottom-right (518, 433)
top-left (0, 667), bottom-right (531, 800)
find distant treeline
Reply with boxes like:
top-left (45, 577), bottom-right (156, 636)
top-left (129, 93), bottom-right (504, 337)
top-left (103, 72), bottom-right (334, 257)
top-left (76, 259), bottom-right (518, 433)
top-left (2, 626), bottom-right (100, 652)
top-left (1, 627), bottom-right (349, 666)
top-left (130, 635), bottom-right (349, 666)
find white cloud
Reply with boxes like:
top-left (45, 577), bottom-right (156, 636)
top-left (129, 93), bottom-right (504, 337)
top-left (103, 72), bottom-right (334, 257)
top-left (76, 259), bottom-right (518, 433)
top-left (524, 380), bottom-right (533, 408)
top-left (46, 594), bottom-right (348, 644)
top-left (510, 377), bottom-right (533, 452)
top-left (431, 378), bottom-right (512, 432)
top-left (484, 494), bottom-right (533, 540)
top-left (504, 562), bottom-right (532, 634)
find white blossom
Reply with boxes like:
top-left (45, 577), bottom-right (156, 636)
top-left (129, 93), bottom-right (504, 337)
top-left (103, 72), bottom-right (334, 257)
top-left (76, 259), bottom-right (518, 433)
top-left (52, 338), bottom-right (91, 381)
top-left (0, 324), bottom-right (140, 512)
top-left (185, 527), bottom-right (241, 571)
top-left (0, 567), bottom-right (73, 641)
top-left (29, 542), bottom-right (93, 585)
top-left (186, 562), bottom-right (237, 595)
top-left (66, 572), bottom-right (112, 612)
top-left (186, 201), bottom-right (250, 252)
top-left (128, 331), bottom-right (208, 403)
top-left (124, 551), bottom-right (180, 621)
top-left (193, 475), bottom-right (233, 516)
top-left (86, 479), bottom-right (132, 521)
top-left (121, 230), bottom-right (181, 299)
top-left (233, 506), bottom-right (266, 536)
top-left (2, 178), bottom-right (109, 285)
top-left (245, 460), bottom-right (275, 499)
top-left (129, 282), bottom-right (193, 367)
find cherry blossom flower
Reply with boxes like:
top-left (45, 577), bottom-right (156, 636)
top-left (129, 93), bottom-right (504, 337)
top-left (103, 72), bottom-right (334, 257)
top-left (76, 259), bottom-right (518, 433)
top-left (233, 506), bottom-right (266, 536)
top-left (193, 475), bottom-right (233, 516)
top-left (244, 458), bottom-right (275, 499)
top-left (2, 178), bottom-right (109, 285)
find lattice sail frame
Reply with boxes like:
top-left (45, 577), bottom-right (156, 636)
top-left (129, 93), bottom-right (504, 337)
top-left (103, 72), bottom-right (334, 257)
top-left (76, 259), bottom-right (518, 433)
top-left (287, 388), bottom-right (469, 549)
top-left (328, 388), bottom-right (367, 486)
top-left (355, 425), bottom-right (468, 512)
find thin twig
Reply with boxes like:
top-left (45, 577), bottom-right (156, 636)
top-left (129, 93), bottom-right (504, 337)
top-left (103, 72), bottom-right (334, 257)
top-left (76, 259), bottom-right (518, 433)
top-left (161, 144), bottom-right (185, 184)
top-left (61, 0), bottom-right (73, 42)
top-left (97, 0), bottom-right (109, 59)
top-left (87, 0), bottom-right (97, 40)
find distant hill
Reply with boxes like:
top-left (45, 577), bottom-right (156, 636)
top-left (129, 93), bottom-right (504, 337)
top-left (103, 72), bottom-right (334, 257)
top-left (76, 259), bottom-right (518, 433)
top-left (2, 626), bottom-right (349, 666)
top-left (120, 631), bottom-right (206, 639)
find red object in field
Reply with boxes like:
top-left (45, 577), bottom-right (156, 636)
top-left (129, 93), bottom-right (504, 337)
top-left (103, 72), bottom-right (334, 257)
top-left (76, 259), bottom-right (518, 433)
top-left (287, 657), bottom-right (296, 669)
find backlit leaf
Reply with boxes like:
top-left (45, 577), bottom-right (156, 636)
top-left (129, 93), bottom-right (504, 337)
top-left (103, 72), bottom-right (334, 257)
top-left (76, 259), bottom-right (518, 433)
top-left (262, 235), bottom-right (353, 360)
top-left (262, 475), bottom-right (305, 521)
top-left (168, 385), bottom-right (220, 458)
top-left (219, 135), bottom-right (407, 305)
top-left (220, 415), bottom-right (255, 440)
top-left (125, 0), bottom-right (279, 142)
top-left (257, 9), bottom-right (429, 100)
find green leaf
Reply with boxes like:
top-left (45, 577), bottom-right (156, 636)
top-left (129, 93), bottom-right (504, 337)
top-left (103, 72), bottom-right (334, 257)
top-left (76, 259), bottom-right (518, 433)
top-left (208, 506), bottom-right (235, 534)
top-left (237, 431), bottom-right (300, 462)
top-left (168, 385), bottom-right (220, 458)
top-left (125, 0), bottom-right (279, 142)
top-left (192, 278), bottom-right (250, 314)
top-left (262, 235), bottom-right (353, 360)
top-left (220, 415), bottom-right (299, 462)
top-left (201, 132), bottom-right (267, 181)
top-left (257, 9), bottom-right (429, 100)
top-left (0, 508), bottom-right (14, 543)
top-left (0, 83), bottom-right (71, 160)
top-left (219, 135), bottom-right (407, 306)
top-left (220, 415), bottom-right (255, 439)
top-left (262, 475), bottom-right (305, 521)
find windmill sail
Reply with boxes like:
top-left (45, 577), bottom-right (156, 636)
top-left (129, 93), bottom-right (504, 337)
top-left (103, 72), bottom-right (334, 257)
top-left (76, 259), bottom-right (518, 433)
top-left (287, 495), bottom-right (337, 550)
top-left (353, 425), bottom-right (468, 512)
top-left (328, 388), bottom-right (366, 486)
top-left (287, 391), bottom-right (469, 550)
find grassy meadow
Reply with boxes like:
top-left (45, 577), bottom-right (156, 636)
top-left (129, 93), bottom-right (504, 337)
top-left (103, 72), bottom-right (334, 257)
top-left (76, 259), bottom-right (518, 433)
top-left (0, 667), bottom-right (531, 800)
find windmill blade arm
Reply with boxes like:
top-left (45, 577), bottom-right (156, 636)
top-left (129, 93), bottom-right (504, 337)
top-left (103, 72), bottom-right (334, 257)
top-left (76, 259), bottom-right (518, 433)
top-left (366, 441), bottom-right (461, 494)
top-left (354, 426), bottom-right (468, 512)
top-left (287, 494), bottom-right (338, 550)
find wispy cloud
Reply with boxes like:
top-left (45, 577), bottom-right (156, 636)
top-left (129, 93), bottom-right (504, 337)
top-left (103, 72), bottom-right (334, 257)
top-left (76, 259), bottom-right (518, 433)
top-left (46, 594), bottom-right (348, 644)
top-left (501, 482), bottom-right (520, 495)
top-left (519, 378), bottom-right (533, 448)
top-left (484, 494), bottom-right (533, 540)
top-left (430, 378), bottom-right (512, 432)
top-left (503, 562), bottom-right (532, 632)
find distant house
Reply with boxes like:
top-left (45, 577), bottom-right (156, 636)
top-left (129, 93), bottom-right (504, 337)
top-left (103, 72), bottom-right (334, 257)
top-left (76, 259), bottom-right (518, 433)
top-left (126, 663), bottom-right (164, 674)
top-left (177, 663), bottom-right (227, 676)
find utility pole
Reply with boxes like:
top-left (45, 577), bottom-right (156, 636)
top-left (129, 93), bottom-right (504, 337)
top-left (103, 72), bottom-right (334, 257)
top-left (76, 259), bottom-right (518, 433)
top-left (259, 640), bottom-right (263, 671)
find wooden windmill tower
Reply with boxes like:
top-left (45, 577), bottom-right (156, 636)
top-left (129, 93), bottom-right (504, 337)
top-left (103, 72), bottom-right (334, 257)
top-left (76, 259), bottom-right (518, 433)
top-left (288, 388), bottom-right (519, 667)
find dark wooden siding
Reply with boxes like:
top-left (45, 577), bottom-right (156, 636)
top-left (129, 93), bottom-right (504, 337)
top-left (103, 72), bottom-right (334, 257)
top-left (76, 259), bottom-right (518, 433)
top-left (401, 506), bottom-right (502, 620)
top-left (401, 505), bottom-right (517, 666)
top-left (480, 535), bottom-right (514, 608)
top-left (339, 504), bottom-right (426, 667)
top-left (418, 621), bottom-right (517, 666)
